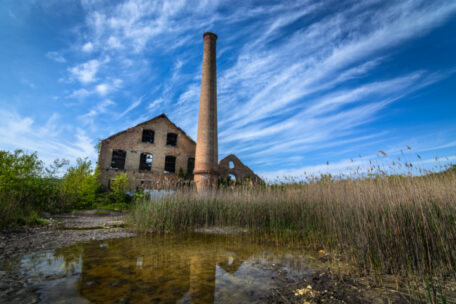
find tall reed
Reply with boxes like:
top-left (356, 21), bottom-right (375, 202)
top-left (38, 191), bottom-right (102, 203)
top-left (132, 166), bottom-right (456, 280)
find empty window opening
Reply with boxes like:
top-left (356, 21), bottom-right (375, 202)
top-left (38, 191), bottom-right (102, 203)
top-left (164, 156), bottom-right (176, 173)
top-left (228, 174), bottom-right (237, 183)
top-left (111, 150), bottom-right (126, 170)
top-left (139, 153), bottom-right (153, 171)
top-left (166, 133), bottom-right (178, 146)
top-left (229, 161), bottom-right (234, 169)
top-left (187, 157), bottom-right (195, 175)
top-left (142, 129), bottom-right (155, 144)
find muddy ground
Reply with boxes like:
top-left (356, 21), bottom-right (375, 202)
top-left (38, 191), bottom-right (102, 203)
top-left (266, 271), bottom-right (409, 304)
top-left (0, 210), bottom-right (134, 304)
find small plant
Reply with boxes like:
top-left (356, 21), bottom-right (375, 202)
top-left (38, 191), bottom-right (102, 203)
top-left (177, 167), bottom-right (186, 180)
top-left (110, 172), bottom-right (130, 204)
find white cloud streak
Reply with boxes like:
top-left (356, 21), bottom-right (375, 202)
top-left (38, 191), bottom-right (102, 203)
top-left (46, 51), bottom-right (66, 63)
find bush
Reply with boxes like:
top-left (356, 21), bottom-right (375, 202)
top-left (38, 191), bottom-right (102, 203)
top-left (60, 158), bottom-right (100, 209)
top-left (109, 172), bottom-right (130, 204)
top-left (0, 150), bottom-right (59, 226)
top-left (0, 150), bottom-right (135, 227)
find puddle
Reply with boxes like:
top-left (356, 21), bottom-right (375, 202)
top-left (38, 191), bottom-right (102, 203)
top-left (19, 233), bottom-right (316, 303)
top-left (57, 224), bottom-right (125, 230)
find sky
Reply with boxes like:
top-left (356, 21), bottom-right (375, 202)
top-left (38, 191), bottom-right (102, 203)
top-left (0, 0), bottom-right (455, 180)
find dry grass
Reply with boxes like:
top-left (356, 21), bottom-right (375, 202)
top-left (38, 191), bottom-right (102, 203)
top-left (132, 162), bottom-right (456, 283)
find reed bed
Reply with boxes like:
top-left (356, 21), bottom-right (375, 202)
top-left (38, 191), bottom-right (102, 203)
top-left (132, 166), bottom-right (456, 281)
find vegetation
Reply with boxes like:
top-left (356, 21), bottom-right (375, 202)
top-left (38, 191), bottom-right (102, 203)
top-left (0, 150), bottom-right (131, 228)
top-left (2, 148), bottom-right (456, 298)
top-left (132, 160), bottom-right (456, 285)
top-left (109, 172), bottom-right (131, 206)
top-left (60, 158), bottom-right (100, 209)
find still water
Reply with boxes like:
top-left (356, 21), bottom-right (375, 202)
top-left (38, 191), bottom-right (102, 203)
top-left (20, 233), bottom-right (318, 303)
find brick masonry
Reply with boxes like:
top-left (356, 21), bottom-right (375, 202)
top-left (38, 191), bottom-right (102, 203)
top-left (218, 154), bottom-right (263, 185)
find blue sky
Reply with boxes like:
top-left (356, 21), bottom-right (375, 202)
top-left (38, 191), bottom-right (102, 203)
top-left (1, 0), bottom-right (455, 180)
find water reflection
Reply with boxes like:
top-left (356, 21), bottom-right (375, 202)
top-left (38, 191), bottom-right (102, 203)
top-left (21, 233), bottom-right (315, 303)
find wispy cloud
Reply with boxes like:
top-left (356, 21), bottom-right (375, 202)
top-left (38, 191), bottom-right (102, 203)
top-left (82, 42), bottom-right (94, 52)
top-left (118, 97), bottom-right (143, 118)
top-left (46, 51), bottom-right (66, 63)
top-left (68, 88), bottom-right (91, 99)
top-left (79, 99), bottom-right (115, 125)
top-left (0, 109), bottom-right (96, 164)
top-left (95, 79), bottom-right (122, 96)
top-left (68, 59), bottom-right (106, 84)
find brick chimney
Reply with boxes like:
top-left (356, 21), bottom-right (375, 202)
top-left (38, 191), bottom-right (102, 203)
top-left (194, 32), bottom-right (219, 192)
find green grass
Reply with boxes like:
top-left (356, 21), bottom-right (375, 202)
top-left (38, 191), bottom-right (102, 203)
top-left (14, 211), bottom-right (51, 227)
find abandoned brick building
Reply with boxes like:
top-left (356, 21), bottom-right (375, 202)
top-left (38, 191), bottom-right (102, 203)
top-left (97, 113), bottom-right (262, 190)
top-left (98, 114), bottom-right (196, 190)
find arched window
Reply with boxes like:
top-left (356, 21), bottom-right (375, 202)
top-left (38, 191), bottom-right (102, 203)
top-left (228, 173), bottom-right (237, 184)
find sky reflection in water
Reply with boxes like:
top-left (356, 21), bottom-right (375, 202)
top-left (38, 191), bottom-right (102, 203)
top-left (20, 233), bottom-right (316, 303)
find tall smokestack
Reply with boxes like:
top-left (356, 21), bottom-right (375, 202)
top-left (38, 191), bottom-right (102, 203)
top-left (194, 32), bottom-right (218, 192)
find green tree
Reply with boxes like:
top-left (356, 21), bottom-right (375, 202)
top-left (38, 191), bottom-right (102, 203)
top-left (61, 158), bottom-right (100, 209)
top-left (0, 150), bottom-right (59, 226)
top-left (110, 172), bottom-right (130, 204)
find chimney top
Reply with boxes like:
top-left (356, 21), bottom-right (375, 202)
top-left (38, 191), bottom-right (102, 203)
top-left (203, 32), bottom-right (218, 40)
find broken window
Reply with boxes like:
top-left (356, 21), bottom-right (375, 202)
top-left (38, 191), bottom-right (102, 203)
top-left (187, 157), bottom-right (195, 175)
top-left (164, 155), bottom-right (176, 173)
top-left (111, 149), bottom-right (126, 170)
top-left (166, 133), bottom-right (178, 146)
top-left (142, 129), bottom-right (155, 144)
top-left (139, 153), bottom-right (153, 171)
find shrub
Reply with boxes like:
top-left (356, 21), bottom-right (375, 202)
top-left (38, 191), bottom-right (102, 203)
top-left (110, 172), bottom-right (130, 204)
top-left (0, 150), bottom-right (59, 226)
top-left (60, 158), bottom-right (100, 209)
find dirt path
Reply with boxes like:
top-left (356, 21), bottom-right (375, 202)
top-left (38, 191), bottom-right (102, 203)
top-left (0, 210), bottom-right (135, 304)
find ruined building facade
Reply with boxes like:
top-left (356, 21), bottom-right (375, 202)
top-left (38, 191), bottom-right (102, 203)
top-left (97, 114), bottom-right (196, 190)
